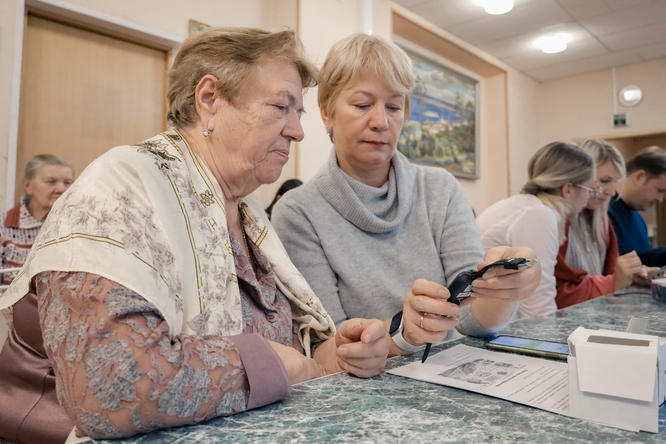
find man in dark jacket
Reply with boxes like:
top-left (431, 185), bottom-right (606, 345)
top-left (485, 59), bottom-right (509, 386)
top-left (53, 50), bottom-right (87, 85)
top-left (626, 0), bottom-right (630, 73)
top-left (609, 146), bottom-right (666, 267)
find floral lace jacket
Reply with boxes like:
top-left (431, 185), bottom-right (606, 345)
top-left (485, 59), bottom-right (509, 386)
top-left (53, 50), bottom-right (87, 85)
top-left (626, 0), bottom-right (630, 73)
top-left (38, 233), bottom-right (295, 439)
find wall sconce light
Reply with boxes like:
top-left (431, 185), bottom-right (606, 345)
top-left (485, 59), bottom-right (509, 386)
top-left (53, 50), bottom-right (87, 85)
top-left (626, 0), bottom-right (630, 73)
top-left (618, 85), bottom-right (643, 107)
top-left (473, 0), bottom-right (514, 15)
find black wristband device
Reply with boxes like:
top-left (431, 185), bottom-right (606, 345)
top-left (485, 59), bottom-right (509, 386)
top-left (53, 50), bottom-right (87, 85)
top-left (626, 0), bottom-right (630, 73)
top-left (389, 310), bottom-right (403, 335)
top-left (448, 257), bottom-right (536, 305)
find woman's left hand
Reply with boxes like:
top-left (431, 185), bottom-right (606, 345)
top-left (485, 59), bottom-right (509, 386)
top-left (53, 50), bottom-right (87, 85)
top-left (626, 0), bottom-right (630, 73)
top-left (335, 318), bottom-right (390, 377)
top-left (470, 246), bottom-right (541, 302)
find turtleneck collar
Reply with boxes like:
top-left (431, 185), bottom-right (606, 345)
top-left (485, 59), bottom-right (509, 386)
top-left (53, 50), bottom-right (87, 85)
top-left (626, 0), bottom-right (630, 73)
top-left (315, 147), bottom-right (416, 233)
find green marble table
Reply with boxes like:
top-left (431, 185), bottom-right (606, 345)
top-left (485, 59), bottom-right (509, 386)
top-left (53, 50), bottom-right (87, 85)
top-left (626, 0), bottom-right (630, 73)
top-left (98, 289), bottom-right (666, 443)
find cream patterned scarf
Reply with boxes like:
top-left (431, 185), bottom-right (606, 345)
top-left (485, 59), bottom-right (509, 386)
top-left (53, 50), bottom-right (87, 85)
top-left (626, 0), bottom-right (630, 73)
top-left (0, 131), bottom-right (335, 355)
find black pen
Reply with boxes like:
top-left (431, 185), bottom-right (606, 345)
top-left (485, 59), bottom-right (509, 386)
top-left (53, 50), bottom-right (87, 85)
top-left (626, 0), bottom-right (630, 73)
top-left (421, 343), bottom-right (432, 363)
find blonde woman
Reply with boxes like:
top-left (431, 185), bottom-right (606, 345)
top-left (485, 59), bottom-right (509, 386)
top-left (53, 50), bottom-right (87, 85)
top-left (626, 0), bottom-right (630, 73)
top-left (554, 139), bottom-right (647, 309)
top-left (476, 142), bottom-right (596, 318)
top-left (273, 33), bottom-right (541, 357)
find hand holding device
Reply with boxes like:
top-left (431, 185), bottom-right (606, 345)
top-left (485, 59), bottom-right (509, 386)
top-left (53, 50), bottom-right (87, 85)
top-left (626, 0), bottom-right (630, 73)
top-left (646, 264), bottom-right (666, 281)
top-left (421, 257), bottom-right (537, 363)
top-left (389, 280), bottom-right (460, 355)
top-left (447, 257), bottom-right (537, 306)
top-left (614, 251), bottom-right (645, 290)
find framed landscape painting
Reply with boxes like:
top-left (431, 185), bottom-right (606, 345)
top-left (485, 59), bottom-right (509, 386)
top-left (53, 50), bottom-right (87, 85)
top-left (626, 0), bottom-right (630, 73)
top-left (398, 48), bottom-right (480, 179)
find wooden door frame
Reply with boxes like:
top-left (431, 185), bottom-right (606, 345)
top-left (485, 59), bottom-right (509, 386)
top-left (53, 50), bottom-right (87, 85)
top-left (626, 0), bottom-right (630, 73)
top-left (5, 0), bottom-right (184, 209)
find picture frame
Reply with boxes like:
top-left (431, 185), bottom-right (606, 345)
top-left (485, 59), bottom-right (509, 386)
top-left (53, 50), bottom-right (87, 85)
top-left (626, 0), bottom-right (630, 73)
top-left (398, 48), bottom-right (480, 179)
top-left (189, 19), bottom-right (211, 36)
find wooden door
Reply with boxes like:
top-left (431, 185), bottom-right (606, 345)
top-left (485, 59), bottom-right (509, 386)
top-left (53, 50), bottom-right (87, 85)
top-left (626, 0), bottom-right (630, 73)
top-left (15, 14), bottom-right (168, 202)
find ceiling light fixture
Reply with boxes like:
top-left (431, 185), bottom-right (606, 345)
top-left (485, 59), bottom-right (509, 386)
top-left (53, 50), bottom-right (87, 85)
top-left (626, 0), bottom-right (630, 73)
top-left (473, 0), bottom-right (514, 15)
top-left (533, 33), bottom-right (572, 54)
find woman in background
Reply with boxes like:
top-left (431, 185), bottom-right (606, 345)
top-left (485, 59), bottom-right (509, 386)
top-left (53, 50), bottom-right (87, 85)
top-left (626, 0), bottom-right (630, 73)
top-left (0, 154), bottom-right (74, 286)
top-left (265, 178), bottom-right (302, 219)
top-left (555, 138), bottom-right (648, 309)
top-left (272, 33), bottom-right (541, 357)
top-left (476, 142), bottom-right (595, 318)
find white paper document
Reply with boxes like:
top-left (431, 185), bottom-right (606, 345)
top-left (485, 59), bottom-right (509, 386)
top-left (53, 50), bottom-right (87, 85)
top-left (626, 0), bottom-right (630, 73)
top-left (389, 344), bottom-right (569, 415)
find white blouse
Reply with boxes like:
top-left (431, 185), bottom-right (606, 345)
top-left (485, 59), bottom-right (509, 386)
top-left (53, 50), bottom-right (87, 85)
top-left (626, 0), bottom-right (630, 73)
top-left (476, 194), bottom-right (559, 318)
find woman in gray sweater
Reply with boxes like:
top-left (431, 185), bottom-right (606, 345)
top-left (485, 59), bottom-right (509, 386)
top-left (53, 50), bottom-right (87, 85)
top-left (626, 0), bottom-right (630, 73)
top-left (272, 33), bottom-right (540, 357)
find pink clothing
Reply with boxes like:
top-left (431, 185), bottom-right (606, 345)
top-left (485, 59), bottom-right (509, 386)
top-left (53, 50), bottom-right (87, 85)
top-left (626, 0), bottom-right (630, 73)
top-left (0, 232), bottom-right (295, 443)
top-left (1, 200), bottom-right (42, 285)
top-left (0, 293), bottom-right (72, 444)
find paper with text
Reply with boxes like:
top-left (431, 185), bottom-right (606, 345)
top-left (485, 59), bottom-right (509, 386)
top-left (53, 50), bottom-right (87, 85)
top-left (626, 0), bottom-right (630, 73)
top-left (389, 344), bottom-right (569, 415)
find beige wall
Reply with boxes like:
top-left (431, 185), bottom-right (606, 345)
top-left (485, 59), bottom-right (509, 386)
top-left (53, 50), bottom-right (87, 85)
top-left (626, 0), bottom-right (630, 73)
top-left (0, 0), bottom-right (22, 211)
top-left (478, 73), bottom-right (509, 211)
top-left (538, 57), bottom-right (666, 146)
top-left (506, 69), bottom-right (540, 196)
top-left (0, 0), bottom-right (545, 215)
top-left (6, 0), bottom-right (616, 215)
top-left (44, 0), bottom-right (265, 36)
top-left (295, 0), bottom-right (393, 187)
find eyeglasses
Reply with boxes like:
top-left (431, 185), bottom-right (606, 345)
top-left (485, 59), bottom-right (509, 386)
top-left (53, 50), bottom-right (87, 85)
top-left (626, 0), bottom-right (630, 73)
top-left (575, 184), bottom-right (603, 199)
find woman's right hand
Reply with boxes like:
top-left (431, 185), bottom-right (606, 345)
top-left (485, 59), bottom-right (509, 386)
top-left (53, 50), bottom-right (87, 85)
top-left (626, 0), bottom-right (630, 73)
top-left (632, 266), bottom-right (657, 287)
top-left (268, 341), bottom-right (326, 385)
top-left (398, 279), bottom-right (460, 353)
top-left (614, 251), bottom-right (644, 291)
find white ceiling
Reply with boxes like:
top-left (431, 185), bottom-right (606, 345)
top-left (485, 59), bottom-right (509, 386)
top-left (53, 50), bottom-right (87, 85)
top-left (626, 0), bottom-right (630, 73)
top-left (393, 0), bottom-right (666, 81)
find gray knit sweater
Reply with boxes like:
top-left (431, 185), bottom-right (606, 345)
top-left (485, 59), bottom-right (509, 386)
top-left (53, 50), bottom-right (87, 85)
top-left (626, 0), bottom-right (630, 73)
top-left (272, 148), bottom-right (506, 338)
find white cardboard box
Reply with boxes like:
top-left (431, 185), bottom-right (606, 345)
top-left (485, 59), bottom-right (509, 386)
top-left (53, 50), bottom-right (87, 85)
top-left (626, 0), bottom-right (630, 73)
top-left (567, 327), bottom-right (666, 433)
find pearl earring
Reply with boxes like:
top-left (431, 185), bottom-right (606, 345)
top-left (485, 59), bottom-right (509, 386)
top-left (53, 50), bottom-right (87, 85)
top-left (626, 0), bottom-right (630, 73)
top-left (203, 129), bottom-right (211, 137)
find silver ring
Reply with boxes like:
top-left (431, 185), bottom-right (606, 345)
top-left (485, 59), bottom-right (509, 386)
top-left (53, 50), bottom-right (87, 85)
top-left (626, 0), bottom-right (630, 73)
top-left (420, 313), bottom-right (427, 329)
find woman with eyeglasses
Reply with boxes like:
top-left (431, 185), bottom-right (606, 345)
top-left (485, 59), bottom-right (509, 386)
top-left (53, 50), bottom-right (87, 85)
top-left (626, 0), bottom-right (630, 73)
top-left (554, 139), bottom-right (649, 309)
top-left (476, 142), bottom-right (596, 318)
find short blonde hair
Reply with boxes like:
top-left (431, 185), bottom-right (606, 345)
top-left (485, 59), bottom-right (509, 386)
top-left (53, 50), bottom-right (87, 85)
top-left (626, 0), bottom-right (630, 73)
top-left (522, 142), bottom-right (594, 244)
top-left (167, 27), bottom-right (317, 128)
top-left (318, 33), bottom-right (415, 121)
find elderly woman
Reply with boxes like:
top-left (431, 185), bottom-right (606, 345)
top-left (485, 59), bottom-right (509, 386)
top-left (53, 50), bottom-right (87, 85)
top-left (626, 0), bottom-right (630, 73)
top-left (477, 142), bottom-right (596, 318)
top-left (554, 139), bottom-right (647, 309)
top-left (272, 33), bottom-right (540, 357)
top-left (0, 154), bottom-right (73, 287)
top-left (0, 28), bottom-right (389, 444)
